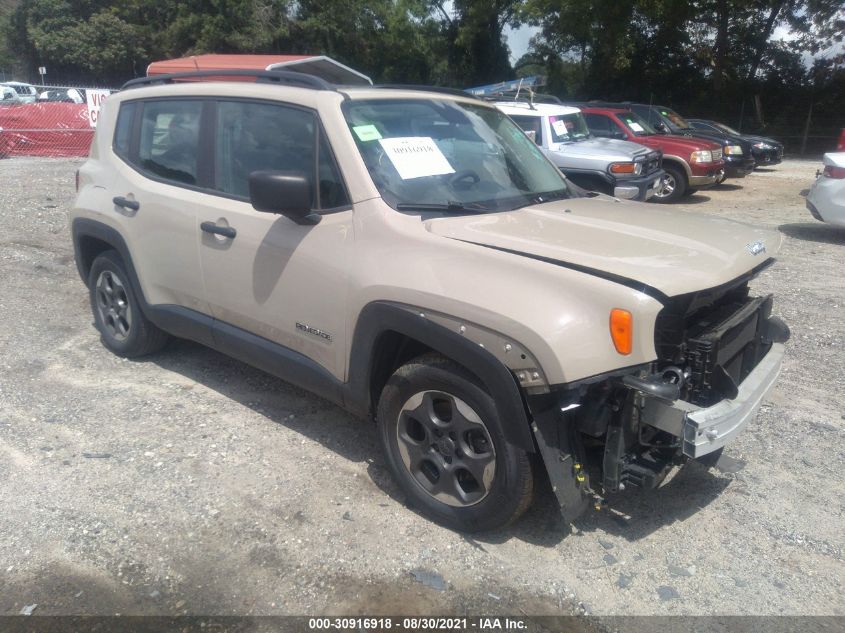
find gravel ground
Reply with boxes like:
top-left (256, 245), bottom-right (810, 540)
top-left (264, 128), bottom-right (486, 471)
top-left (0, 157), bottom-right (842, 619)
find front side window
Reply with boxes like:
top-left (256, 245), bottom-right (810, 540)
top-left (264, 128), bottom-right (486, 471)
top-left (137, 100), bottom-right (202, 185)
top-left (213, 100), bottom-right (349, 209)
top-left (509, 115), bottom-right (543, 145)
top-left (343, 98), bottom-right (571, 213)
top-left (584, 113), bottom-right (613, 134)
top-left (617, 111), bottom-right (657, 136)
top-left (548, 113), bottom-right (591, 143)
top-left (215, 100), bottom-right (315, 198)
top-left (660, 108), bottom-right (691, 130)
top-left (714, 122), bottom-right (741, 136)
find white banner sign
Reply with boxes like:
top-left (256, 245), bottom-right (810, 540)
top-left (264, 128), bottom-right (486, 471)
top-left (85, 89), bottom-right (111, 128)
top-left (378, 137), bottom-right (455, 180)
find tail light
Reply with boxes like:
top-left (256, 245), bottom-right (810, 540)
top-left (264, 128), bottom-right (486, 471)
top-left (823, 165), bottom-right (845, 179)
top-left (837, 128), bottom-right (845, 152)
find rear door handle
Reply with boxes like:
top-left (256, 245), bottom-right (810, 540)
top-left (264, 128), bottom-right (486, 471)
top-left (201, 221), bottom-right (237, 239)
top-left (113, 196), bottom-right (140, 211)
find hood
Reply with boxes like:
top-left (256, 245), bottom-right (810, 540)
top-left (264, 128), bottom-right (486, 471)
top-left (823, 152), bottom-right (845, 168)
top-left (742, 134), bottom-right (782, 147)
top-left (640, 133), bottom-right (721, 154)
top-left (551, 136), bottom-right (652, 160)
top-left (426, 198), bottom-right (779, 299)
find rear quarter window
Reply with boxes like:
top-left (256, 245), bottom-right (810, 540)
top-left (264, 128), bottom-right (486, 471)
top-left (113, 102), bottom-right (136, 158)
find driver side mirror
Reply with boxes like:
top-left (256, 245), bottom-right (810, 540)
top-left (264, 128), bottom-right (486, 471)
top-left (654, 122), bottom-right (668, 134)
top-left (249, 171), bottom-right (321, 225)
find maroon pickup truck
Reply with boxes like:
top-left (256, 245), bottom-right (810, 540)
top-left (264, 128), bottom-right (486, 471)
top-left (579, 105), bottom-right (726, 203)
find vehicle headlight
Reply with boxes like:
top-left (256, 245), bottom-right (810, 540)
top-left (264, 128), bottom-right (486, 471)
top-left (610, 162), bottom-right (642, 175)
top-left (724, 145), bottom-right (744, 155)
top-left (753, 142), bottom-right (773, 150)
top-left (690, 150), bottom-right (713, 163)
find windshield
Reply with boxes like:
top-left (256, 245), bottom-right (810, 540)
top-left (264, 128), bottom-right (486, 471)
top-left (548, 112), bottom-right (591, 143)
top-left (714, 122), bottom-right (741, 136)
top-left (659, 108), bottom-right (691, 130)
top-left (343, 99), bottom-right (572, 213)
top-left (617, 111), bottom-right (656, 136)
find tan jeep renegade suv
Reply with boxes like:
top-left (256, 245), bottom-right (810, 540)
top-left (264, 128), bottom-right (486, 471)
top-left (71, 70), bottom-right (789, 532)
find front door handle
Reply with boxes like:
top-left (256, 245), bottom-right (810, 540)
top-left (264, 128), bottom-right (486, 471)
top-left (201, 221), bottom-right (237, 239)
top-left (113, 196), bottom-right (140, 211)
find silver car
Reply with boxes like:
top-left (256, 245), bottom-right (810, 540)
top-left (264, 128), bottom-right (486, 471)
top-left (806, 153), bottom-right (845, 228)
top-left (496, 101), bottom-right (665, 201)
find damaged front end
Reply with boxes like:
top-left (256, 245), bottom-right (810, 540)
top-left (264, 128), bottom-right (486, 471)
top-left (529, 275), bottom-right (790, 524)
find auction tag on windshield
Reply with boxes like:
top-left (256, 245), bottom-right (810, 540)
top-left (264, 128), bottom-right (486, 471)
top-left (551, 119), bottom-right (568, 136)
top-left (353, 124), bottom-right (382, 141)
top-left (629, 121), bottom-right (644, 132)
top-left (378, 137), bottom-right (455, 180)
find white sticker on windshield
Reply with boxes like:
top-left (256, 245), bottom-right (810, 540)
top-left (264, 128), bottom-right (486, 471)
top-left (629, 122), bottom-right (644, 132)
top-left (551, 119), bottom-right (568, 137)
top-left (378, 137), bottom-right (455, 180)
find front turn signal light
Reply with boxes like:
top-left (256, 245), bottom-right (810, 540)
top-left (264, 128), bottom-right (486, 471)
top-left (610, 309), bottom-right (633, 355)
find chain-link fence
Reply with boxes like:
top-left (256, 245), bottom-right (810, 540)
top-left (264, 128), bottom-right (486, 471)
top-left (0, 83), bottom-right (116, 158)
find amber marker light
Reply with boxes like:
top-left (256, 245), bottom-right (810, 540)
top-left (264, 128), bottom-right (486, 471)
top-left (610, 309), bottom-right (633, 355)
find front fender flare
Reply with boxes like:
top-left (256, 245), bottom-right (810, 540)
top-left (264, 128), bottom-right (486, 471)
top-left (345, 301), bottom-right (536, 452)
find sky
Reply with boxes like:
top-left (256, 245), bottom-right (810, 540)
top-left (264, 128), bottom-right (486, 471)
top-left (504, 22), bottom-right (844, 69)
top-left (504, 24), bottom-right (538, 63)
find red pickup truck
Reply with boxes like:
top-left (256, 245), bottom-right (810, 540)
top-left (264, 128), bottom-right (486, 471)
top-left (578, 105), bottom-right (727, 203)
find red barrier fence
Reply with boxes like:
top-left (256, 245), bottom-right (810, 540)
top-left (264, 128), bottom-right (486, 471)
top-left (0, 102), bottom-right (95, 158)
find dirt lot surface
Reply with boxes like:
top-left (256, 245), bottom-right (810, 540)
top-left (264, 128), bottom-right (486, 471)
top-left (0, 157), bottom-right (843, 619)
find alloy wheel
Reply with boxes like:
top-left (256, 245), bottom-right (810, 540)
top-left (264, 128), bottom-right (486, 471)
top-left (395, 390), bottom-right (496, 507)
top-left (94, 270), bottom-right (133, 341)
top-left (656, 172), bottom-right (676, 198)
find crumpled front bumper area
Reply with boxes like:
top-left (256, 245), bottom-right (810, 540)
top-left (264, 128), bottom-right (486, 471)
top-left (642, 343), bottom-right (785, 457)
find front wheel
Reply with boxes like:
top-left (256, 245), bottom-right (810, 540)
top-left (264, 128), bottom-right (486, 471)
top-left (377, 354), bottom-right (534, 532)
top-left (652, 165), bottom-right (687, 203)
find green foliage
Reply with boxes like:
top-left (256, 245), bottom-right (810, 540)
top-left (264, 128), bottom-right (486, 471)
top-left (2, 0), bottom-right (842, 151)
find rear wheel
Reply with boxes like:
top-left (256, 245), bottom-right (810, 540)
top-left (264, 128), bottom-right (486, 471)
top-left (652, 164), bottom-right (687, 203)
top-left (377, 354), bottom-right (534, 532)
top-left (88, 251), bottom-right (169, 357)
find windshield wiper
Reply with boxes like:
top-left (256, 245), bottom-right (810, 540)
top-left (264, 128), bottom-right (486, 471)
top-left (395, 201), bottom-right (487, 214)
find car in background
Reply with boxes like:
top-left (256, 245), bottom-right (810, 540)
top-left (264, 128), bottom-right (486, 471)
top-left (38, 88), bottom-right (84, 104)
top-left (495, 100), bottom-right (665, 201)
top-left (806, 153), bottom-right (845, 228)
top-left (578, 105), bottom-right (725, 203)
top-left (1, 84), bottom-right (20, 105)
top-left (687, 119), bottom-right (783, 167)
top-left (1, 82), bottom-right (38, 104)
top-left (612, 103), bottom-right (756, 180)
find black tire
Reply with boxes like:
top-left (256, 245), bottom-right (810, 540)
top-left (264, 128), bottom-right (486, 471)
top-left (88, 250), bottom-right (169, 357)
top-left (652, 164), bottom-right (687, 203)
top-left (685, 188), bottom-right (699, 196)
top-left (377, 353), bottom-right (534, 532)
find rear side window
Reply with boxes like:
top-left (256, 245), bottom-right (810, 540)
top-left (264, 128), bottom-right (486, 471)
top-left (113, 102), bottom-right (136, 157)
top-left (214, 99), bottom-right (349, 209)
top-left (137, 100), bottom-right (203, 185)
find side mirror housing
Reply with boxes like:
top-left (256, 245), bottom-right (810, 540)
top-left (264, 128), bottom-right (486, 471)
top-left (248, 171), bottom-right (321, 225)
top-left (654, 122), bottom-right (668, 134)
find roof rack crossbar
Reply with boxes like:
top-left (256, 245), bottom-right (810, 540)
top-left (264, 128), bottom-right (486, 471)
top-left (121, 69), bottom-right (336, 92)
top-left (372, 84), bottom-right (480, 99)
